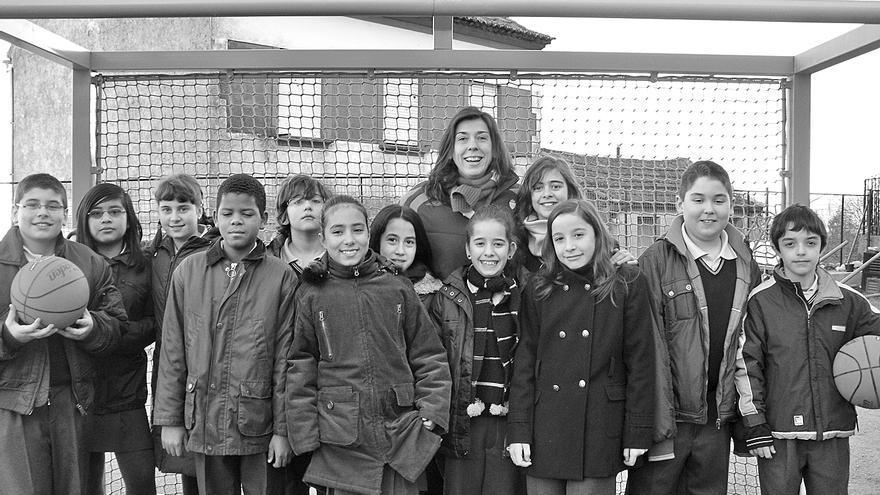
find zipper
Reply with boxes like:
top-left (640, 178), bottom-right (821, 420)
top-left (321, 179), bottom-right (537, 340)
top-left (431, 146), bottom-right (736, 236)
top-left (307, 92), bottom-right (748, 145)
top-left (318, 311), bottom-right (334, 361)
top-left (395, 303), bottom-right (404, 348)
top-left (353, 266), bottom-right (360, 277)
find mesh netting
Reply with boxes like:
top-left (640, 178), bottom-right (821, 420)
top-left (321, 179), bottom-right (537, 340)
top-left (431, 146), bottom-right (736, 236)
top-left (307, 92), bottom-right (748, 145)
top-left (94, 70), bottom-right (787, 494)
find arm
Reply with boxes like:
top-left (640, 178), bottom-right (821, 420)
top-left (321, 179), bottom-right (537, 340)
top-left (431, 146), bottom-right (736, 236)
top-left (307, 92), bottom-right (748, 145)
top-left (286, 291), bottom-right (320, 455)
top-left (272, 269), bottom-right (297, 439)
top-left (152, 268), bottom-right (188, 428)
top-left (637, 247), bottom-right (676, 446)
top-left (74, 256), bottom-right (126, 355)
top-left (507, 283), bottom-right (540, 466)
top-left (402, 285), bottom-right (451, 433)
top-left (622, 270), bottom-right (657, 451)
top-left (734, 296), bottom-right (774, 456)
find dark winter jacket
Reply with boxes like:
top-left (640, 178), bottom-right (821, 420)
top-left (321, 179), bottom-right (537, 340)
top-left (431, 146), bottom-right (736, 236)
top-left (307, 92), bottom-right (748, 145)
top-left (638, 216), bottom-right (761, 458)
top-left (286, 251), bottom-right (451, 495)
top-left (148, 226), bottom-right (219, 398)
top-left (735, 267), bottom-right (880, 440)
top-left (0, 228), bottom-right (126, 415)
top-left (91, 250), bottom-right (154, 414)
top-left (508, 264), bottom-right (655, 479)
top-left (154, 240), bottom-right (297, 456)
top-left (429, 268), bottom-right (521, 458)
top-left (401, 175), bottom-right (519, 279)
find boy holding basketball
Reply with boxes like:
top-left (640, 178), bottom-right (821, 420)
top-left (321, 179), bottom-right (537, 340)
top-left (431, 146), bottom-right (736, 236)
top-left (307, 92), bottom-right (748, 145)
top-left (627, 161), bottom-right (762, 495)
top-left (0, 173), bottom-right (126, 494)
top-left (154, 174), bottom-right (296, 495)
top-left (734, 204), bottom-right (880, 494)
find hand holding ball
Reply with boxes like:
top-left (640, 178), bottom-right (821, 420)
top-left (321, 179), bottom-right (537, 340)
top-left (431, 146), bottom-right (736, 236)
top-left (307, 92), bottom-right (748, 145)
top-left (9, 257), bottom-right (89, 331)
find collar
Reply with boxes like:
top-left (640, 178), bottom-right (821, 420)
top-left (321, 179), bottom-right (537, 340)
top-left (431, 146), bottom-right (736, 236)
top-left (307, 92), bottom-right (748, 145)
top-left (282, 237), bottom-right (324, 268)
top-left (680, 223), bottom-right (737, 271)
top-left (772, 265), bottom-right (842, 306)
top-left (0, 227), bottom-right (66, 265)
top-left (205, 238), bottom-right (266, 266)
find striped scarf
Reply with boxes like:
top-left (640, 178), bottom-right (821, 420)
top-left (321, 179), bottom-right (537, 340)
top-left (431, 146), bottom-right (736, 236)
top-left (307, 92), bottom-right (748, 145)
top-left (466, 265), bottom-right (518, 415)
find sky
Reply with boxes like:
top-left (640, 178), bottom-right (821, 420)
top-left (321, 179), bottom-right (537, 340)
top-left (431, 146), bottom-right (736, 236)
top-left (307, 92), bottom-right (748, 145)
top-left (512, 17), bottom-right (880, 196)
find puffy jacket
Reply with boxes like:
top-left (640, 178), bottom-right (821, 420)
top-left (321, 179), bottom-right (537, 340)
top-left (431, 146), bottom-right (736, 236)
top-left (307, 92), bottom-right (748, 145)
top-left (507, 264), bottom-right (655, 479)
top-left (401, 175), bottom-right (519, 279)
top-left (91, 251), bottom-right (154, 414)
top-left (286, 251), bottom-right (451, 495)
top-left (0, 227), bottom-right (126, 415)
top-left (153, 240), bottom-right (297, 456)
top-left (428, 268), bottom-right (521, 458)
top-left (148, 226), bottom-right (218, 398)
top-left (735, 267), bottom-right (880, 440)
top-left (638, 216), bottom-right (761, 456)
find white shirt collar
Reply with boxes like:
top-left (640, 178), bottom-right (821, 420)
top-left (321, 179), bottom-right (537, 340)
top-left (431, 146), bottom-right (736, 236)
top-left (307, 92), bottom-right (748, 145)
top-left (681, 224), bottom-right (737, 272)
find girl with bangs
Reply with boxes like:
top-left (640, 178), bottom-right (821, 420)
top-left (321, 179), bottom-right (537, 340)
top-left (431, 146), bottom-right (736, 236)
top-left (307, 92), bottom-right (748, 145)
top-left (507, 199), bottom-right (655, 495)
top-left (513, 155), bottom-right (634, 277)
top-left (75, 183), bottom-right (156, 495)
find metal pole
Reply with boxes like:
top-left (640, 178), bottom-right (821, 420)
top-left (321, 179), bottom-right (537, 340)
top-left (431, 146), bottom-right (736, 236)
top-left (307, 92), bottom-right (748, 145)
top-left (820, 241), bottom-right (847, 264)
top-left (840, 194), bottom-right (845, 266)
top-left (3, 0), bottom-right (880, 22)
top-left (787, 72), bottom-right (810, 206)
top-left (841, 250), bottom-right (880, 285)
top-left (70, 67), bottom-right (92, 226)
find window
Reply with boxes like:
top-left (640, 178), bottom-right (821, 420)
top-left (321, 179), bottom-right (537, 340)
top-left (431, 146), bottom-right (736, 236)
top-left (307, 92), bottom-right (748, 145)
top-left (383, 78), bottom-right (419, 146)
top-left (469, 83), bottom-right (497, 118)
top-left (278, 77), bottom-right (322, 139)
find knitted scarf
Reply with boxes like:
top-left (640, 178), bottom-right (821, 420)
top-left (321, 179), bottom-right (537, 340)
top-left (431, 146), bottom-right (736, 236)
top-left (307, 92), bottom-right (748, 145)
top-left (522, 214), bottom-right (548, 257)
top-left (449, 172), bottom-right (498, 217)
top-left (465, 265), bottom-right (518, 416)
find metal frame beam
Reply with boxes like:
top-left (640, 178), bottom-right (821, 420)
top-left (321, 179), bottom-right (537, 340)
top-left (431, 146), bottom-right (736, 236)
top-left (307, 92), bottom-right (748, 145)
top-left (89, 49), bottom-right (794, 75)
top-left (433, 15), bottom-right (453, 50)
top-left (0, 20), bottom-right (89, 69)
top-left (70, 67), bottom-right (92, 218)
top-left (788, 72), bottom-right (811, 205)
top-left (2, 0), bottom-right (880, 22)
top-left (794, 24), bottom-right (880, 74)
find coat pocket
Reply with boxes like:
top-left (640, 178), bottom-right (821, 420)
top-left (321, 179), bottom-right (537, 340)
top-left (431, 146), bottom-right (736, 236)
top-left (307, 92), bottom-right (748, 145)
top-left (317, 386), bottom-right (359, 446)
top-left (392, 383), bottom-right (416, 415)
top-left (238, 380), bottom-right (273, 437)
top-left (184, 376), bottom-right (197, 430)
top-left (661, 279), bottom-right (698, 326)
top-left (604, 383), bottom-right (626, 438)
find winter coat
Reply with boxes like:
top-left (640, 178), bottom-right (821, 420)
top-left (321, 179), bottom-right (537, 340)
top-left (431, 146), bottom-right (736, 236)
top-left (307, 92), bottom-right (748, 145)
top-left (638, 216), bottom-right (761, 457)
top-left (91, 250), bottom-right (155, 414)
top-left (153, 240), bottom-right (296, 456)
top-left (401, 175), bottom-right (519, 279)
top-left (507, 264), bottom-right (655, 479)
top-left (736, 267), bottom-right (880, 439)
top-left (429, 268), bottom-right (521, 458)
top-left (286, 251), bottom-right (452, 495)
top-left (0, 227), bottom-right (126, 415)
top-left (148, 225), bottom-right (219, 400)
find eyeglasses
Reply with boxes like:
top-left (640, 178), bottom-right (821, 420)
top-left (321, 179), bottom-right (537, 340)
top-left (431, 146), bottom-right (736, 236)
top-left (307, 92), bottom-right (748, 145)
top-left (16, 202), bottom-right (66, 213)
top-left (87, 208), bottom-right (126, 219)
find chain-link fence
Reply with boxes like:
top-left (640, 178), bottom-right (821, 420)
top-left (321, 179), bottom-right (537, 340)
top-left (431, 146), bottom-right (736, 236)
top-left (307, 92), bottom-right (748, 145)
top-left (89, 69), bottom-right (790, 494)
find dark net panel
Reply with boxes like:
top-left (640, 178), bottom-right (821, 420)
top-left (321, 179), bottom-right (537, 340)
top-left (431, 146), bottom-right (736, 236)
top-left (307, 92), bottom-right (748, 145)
top-left (95, 71), bottom-right (786, 494)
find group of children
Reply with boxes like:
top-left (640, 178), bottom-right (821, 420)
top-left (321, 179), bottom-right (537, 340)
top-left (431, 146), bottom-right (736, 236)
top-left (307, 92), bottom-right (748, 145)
top-left (0, 154), bottom-right (877, 495)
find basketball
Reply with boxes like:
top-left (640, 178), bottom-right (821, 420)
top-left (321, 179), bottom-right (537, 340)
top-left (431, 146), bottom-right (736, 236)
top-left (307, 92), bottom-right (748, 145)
top-left (833, 335), bottom-right (880, 409)
top-left (9, 257), bottom-right (90, 329)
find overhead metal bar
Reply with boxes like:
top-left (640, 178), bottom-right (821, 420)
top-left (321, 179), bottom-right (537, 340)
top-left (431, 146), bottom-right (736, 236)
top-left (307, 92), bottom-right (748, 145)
top-left (2, 0), bottom-right (880, 22)
top-left (794, 24), bottom-right (880, 74)
top-left (88, 49), bottom-right (794, 76)
top-left (0, 19), bottom-right (90, 69)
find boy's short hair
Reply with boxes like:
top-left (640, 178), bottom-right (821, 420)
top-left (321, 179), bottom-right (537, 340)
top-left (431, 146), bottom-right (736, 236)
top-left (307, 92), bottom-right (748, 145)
top-left (770, 203), bottom-right (828, 251)
top-left (678, 160), bottom-right (734, 199)
top-left (154, 173), bottom-right (203, 208)
top-left (276, 174), bottom-right (332, 237)
top-left (15, 173), bottom-right (67, 208)
top-left (217, 174), bottom-right (266, 213)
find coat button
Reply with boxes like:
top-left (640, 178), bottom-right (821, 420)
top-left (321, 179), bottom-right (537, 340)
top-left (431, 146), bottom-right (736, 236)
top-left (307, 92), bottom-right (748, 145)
top-left (209, 383), bottom-right (216, 390)
top-left (216, 323), bottom-right (222, 329)
top-left (186, 383), bottom-right (194, 391)
top-left (685, 284), bottom-right (692, 291)
top-left (582, 330), bottom-right (590, 337)
top-left (559, 331), bottom-right (566, 338)
top-left (327, 401), bottom-right (335, 410)
top-left (578, 380), bottom-right (586, 388)
top-left (552, 384), bottom-right (560, 391)
top-left (584, 283), bottom-right (591, 290)
top-left (668, 290), bottom-right (675, 297)
top-left (563, 284), bottom-right (569, 291)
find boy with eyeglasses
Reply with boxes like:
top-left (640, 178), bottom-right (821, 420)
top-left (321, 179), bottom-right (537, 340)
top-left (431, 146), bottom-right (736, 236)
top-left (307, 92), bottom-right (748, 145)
top-left (0, 173), bottom-right (127, 494)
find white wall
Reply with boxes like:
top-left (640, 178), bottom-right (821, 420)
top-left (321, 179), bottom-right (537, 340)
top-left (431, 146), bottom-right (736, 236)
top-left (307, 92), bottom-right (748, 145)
top-left (215, 16), bottom-right (493, 50)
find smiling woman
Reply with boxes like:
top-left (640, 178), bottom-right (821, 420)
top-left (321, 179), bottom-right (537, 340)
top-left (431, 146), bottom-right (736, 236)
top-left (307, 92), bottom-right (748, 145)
top-left (401, 106), bottom-right (520, 279)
